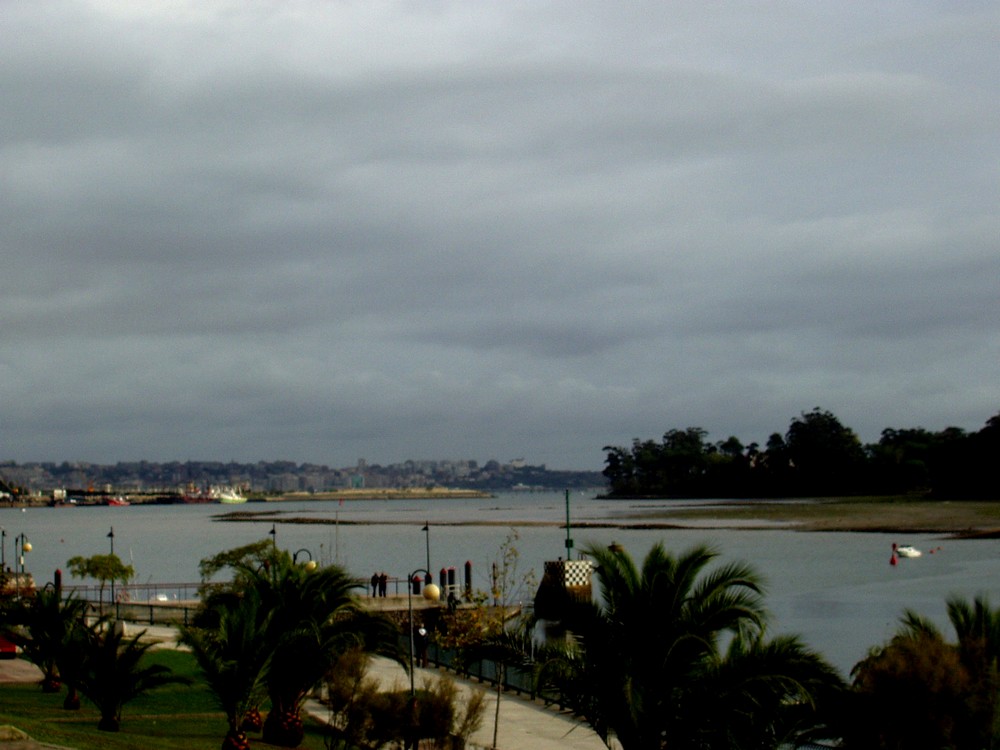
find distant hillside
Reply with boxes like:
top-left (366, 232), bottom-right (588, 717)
top-left (0, 458), bottom-right (606, 496)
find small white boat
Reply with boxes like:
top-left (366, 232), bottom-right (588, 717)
top-left (895, 545), bottom-right (922, 558)
top-left (184, 485), bottom-right (247, 504)
top-left (214, 487), bottom-right (247, 504)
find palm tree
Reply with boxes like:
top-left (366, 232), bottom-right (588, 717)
top-left (3, 586), bottom-right (90, 694)
top-left (848, 595), bottom-right (1000, 749)
top-left (181, 585), bottom-right (274, 750)
top-left (263, 560), bottom-right (396, 747)
top-left (683, 631), bottom-right (845, 749)
top-left (536, 542), bottom-right (843, 750)
top-left (71, 622), bottom-right (190, 732)
top-left (55, 612), bottom-right (92, 711)
top-left (203, 546), bottom-right (396, 748)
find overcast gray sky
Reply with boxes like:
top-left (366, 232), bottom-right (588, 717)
top-left (2, 1), bottom-right (998, 471)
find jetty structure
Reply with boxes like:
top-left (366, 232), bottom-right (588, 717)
top-left (533, 489), bottom-right (593, 620)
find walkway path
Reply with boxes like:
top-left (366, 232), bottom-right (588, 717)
top-left (1, 624), bottom-right (614, 750)
top-left (314, 655), bottom-right (612, 750)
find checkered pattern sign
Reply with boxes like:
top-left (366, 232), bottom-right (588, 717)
top-left (543, 559), bottom-right (592, 587)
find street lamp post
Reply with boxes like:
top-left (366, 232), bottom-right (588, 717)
top-left (14, 533), bottom-right (31, 598)
top-left (406, 567), bottom-right (440, 750)
top-left (293, 548), bottom-right (317, 571)
top-left (421, 522), bottom-right (431, 575)
top-left (269, 523), bottom-right (277, 549)
top-left (564, 488), bottom-right (574, 560)
top-left (107, 527), bottom-right (116, 609)
top-left (1, 527), bottom-right (6, 572)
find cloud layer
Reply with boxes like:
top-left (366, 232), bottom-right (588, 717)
top-left (2, 1), bottom-right (998, 469)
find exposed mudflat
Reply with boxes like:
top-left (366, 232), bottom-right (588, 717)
top-left (215, 498), bottom-right (1000, 537)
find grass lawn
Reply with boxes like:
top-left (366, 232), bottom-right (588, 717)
top-left (0, 650), bottom-right (333, 750)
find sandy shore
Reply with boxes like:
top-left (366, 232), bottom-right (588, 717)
top-left (215, 498), bottom-right (1000, 537)
top-left (615, 498), bottom-right (1000, 536)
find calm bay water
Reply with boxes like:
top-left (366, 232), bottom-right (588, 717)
top-left (4, 491), bottom-right (999, 677)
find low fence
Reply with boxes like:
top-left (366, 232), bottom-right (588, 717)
top-left (61, 582), bottom-right (201, 627)
top-left (397, 633), bottom-right (567, 710)
top-left (111, 602), bottom-right (198, 627)
top-left (407, 636), bottom-right (839, 750)
top-left (62, 581), bottom-right (201, 604)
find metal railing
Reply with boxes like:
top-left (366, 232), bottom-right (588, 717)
top-left (60, 582), bottom-right (201, 626)
top-left (397, 634), bottom-right (569, 711)
top-left (62, 581), bottom-right (202, 603)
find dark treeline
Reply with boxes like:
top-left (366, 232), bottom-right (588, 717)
top-left (602, 407), bottom-right (1000, 499)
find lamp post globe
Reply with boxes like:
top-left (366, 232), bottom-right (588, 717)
top-left (422, 583), bottom-right (440, 602)
top-left (293, 548), bottom-right (317, 571)
top-left (14, 534), bottom-right (31, 598)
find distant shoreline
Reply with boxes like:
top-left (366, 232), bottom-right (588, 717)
top-left (2, 486), bottom-right (493, 507)
top-left (261, 488), bottom-right (492, 501)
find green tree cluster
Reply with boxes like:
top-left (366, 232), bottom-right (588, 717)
top-left (2, 586), bottom-right (89, 694)
top-left (66, 553), bottom-right (134, 616)
top-left (183, 540), bottom-right (396, 749)
top-left (846, 595), bottom-right (1000, 749)
top-left (603, 407), bottom-right (1000, 498)
top-left (532, 542), bottom-right (844, 749)
top-left (518, 543), bottom-right (1000, 750)
top-left (7, 538), bottom-right (1000, 750)
top-left (1, 586), bottom-right (188, 731)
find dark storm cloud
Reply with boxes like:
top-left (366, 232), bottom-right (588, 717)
top-left (1, 1), bottom-right (998, 468)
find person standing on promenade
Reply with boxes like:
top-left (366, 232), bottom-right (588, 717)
top-left (370, 572), bottom-right (379, 597)
top-left (416, 627), bottom-right (429, 667)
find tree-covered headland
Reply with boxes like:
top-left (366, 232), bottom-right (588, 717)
top-left (602, 407), bottom-right (1000, 499)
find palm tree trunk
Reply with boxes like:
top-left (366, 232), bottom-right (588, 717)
top-left (63, 686), bottom-right (80, 711)
top-left (41, 672), bottom-right (61, 693)
top-left (221, 728), bottom-right (251, 750)
top-left (97, 712), bottom-right (120, 732)
top-left (241, 706), bottom-right (262, 732)
top-left (262, 703), bottom-right (305, 747)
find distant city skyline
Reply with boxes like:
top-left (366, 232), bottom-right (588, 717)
top-left (3, 3), bottom-right (997, 471)
top-left (1, 456), bottom-right (603, 495)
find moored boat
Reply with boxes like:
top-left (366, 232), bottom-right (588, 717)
top-left (215, 487), bottom-right (246, 504)
top-left (183, 485), bottom-right (246, 504)
top-left (181, 490), bottom-right (215, 504)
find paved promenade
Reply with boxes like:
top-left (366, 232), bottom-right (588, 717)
top-left (340, 655), bottom-right (613, 750)
top-left (1, 624), bottom-right (614, 750)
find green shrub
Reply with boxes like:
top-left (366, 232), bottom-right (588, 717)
top-left (325, 649), bottom-right (484, 749)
